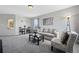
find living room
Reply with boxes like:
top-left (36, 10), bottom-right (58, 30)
top-left (0, 5), bottom-right (79, 53)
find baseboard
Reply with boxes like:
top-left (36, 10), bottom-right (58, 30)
top-left (0, 35), bottom-right (19, 37)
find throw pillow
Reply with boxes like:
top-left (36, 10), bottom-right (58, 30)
top-left (42, 28), bottom-right (45, 32)
top-left (47, 29), bottom-right (50, 33)
top-left (61, 32), bottom-right (69, 45)
top-left (51, 29), bottom-right (55, 34)
top-left (60, 32), bottom-right (65, 41)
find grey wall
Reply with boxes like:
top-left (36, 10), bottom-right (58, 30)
top-left (0, 5), bottom-right (79, 35)
top-left (33, 5), bottom-right (79, 33)
top-left (15, 16), bottom-right (32, 35)
top-left (0, 14), bottom-right (32, 35)
top-left (0, 14), bottom-right (16, 35)
top-left (72, 14), bottom-right (79, 34)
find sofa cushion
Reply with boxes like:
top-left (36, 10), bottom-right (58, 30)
top-left (47, 29), bottom-right (50, 33)
top-left (45, 29), bottom-right (48, 33)
top-left (60, 32), bottom-right (65, 40)
top-left (51, 29), bottom-right (55, 34)
top-left (42, 28), bottom-right (45, 32)
top-left (51, 38), bottom-right (67, 51)
top-left (61, 32), bottom-right (69, 45)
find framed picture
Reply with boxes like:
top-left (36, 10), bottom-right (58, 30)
top-left (8, 19), bottom-right (14, 29)
top-left (43, 17), bottom-right (53, 25)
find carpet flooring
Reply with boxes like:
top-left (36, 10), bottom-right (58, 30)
top-left (0, 34), bottom-right (79, 53)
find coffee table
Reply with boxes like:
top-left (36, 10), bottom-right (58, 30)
top-left (29, 32), bottom-right (44, 45)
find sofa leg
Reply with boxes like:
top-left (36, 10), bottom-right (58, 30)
top-left (51, 46), bottom-right (53, 51)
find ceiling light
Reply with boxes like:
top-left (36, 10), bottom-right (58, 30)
top-left (28, 5), bottom-right (33, 8)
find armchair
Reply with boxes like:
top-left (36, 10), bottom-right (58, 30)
top-left (51, 32), bottom-right (78, 53)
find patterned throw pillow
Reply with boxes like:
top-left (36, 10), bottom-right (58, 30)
top-left (51, 29), bottom-right (55, 34)
top-left (42, 28), bottom-right (45, 32)
top-left (60, 32), bottom-right (65, 41)
top-left (61, 32), bottom-right (69, 45)
top-left (47, 29), bottom-right (50, 33)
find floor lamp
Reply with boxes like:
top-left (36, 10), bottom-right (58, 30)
top-left (66, 16), bottom-right (71, 32)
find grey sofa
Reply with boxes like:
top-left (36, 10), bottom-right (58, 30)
top-left (38, 28), bottom-right (57, 41)
top-left (51, 32), bottom-right (78, 53)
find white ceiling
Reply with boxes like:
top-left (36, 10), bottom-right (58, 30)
top-left (0, 5), bottom-right (73, 17)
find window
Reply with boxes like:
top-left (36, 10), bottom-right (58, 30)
top-left (33, 19), bottom-right (39, 28)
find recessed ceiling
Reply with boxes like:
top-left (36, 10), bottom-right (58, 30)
top-left (0, 5), bottom-right (74, 17)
